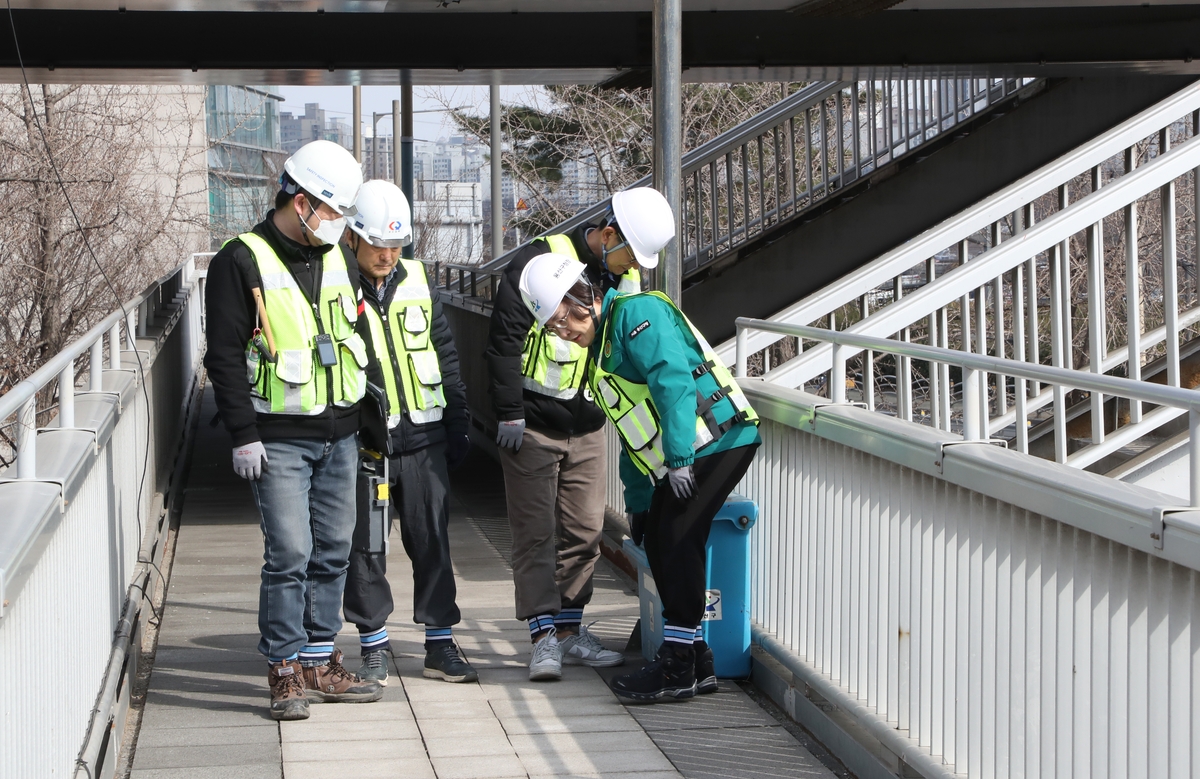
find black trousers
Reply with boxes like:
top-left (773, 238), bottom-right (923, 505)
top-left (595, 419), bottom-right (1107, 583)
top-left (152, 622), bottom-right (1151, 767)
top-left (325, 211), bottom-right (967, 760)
top-left (643, 443), bottom-right (759, 628)
top-left (343, 440), bottom-right (461, 633)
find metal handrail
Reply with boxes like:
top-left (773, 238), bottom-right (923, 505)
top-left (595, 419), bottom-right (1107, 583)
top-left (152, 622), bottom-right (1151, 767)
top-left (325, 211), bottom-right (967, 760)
top-left (717, 80), bottom-right (1200, 369)
top-left (736, 316), bottom-right (1200, 505)
top-left (0, 254), bottom-right (206, 478)
top-left (475, 77), bottom-right (1033, 279)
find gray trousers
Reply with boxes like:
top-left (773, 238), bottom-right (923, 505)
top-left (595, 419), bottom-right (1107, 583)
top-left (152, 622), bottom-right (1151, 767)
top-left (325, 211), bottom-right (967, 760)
top-left (499, 425), bottom-right (607, 621)
top-left (344, 441), bottom-right (461, 633)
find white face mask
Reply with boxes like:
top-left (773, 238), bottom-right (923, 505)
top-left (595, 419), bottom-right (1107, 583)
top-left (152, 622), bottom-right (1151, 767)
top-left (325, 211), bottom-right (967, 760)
top-left (304, 202), bottom-right (346, 246)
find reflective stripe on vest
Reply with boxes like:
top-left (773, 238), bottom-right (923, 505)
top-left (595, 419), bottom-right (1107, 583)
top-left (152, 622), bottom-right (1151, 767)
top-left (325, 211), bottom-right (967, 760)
top-left (588, 291), bottom-right (759, 481)
top-left (362, 259), bottom-right (447, 427)
top-left (238, 232), bottom-right (368, 416)
top-left (520, 234), bottom-right (589, 400)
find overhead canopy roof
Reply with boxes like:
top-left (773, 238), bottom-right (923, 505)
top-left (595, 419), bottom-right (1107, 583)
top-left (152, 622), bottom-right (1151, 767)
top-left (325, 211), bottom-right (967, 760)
top-left (2, 1), bottom-right (1199, 85)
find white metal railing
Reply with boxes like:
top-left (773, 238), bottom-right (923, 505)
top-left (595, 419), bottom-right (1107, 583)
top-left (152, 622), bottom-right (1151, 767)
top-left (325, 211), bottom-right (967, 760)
top-left (721, 81), bottom-right (1200, 476)
top-left (0, 255), bottom-right (207, 779)
top-left (734, 378), bottom-right (1200, 779)
top-left (736, 319), bottom-right (1200, 506)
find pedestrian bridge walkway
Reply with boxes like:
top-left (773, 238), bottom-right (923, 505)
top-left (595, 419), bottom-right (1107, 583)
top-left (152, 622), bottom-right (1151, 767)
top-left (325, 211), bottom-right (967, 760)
top-left (125, 387), bottom-right (838, 779)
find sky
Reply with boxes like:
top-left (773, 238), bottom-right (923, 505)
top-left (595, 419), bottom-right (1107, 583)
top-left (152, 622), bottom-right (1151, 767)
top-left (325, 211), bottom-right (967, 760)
top-left (276, 85), bottom-right (532, 144)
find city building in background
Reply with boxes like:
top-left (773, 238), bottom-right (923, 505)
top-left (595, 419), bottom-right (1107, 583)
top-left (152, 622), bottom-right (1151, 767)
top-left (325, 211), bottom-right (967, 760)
top-left (280, 103), bottom-right (352, 153)
top-left (206, 85), bottom-right (286, 248)
top-left (414, 182), bottom-right (485, 264)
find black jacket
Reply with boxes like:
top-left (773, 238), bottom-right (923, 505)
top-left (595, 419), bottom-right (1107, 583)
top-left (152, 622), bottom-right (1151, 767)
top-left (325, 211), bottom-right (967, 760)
top-left (484, 222), bottom-right (627, 435)
top-left (361, 263), bottom-right (469, 454)
top-left (203, 212), bottom-right (383, 446)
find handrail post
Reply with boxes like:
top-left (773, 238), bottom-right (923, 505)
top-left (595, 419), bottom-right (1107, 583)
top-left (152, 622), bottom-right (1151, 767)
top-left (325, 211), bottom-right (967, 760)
top-left (831, 342), bottom-right (846, 403)
top-left (735, 324), bottom-right (748, 379)
top-left (1191, 408), bottom-right (1200, 507)
top-left (964, 366), bottom-right (981, 440)
top-left (89, 338), bottom-right (104, 392)
top-left (125, 309), bottom-right (137, 350)
top-left (109, 323), bottom-right (121, 370)
top-left (16, 396), bottom-right (36, 479)
top-left (59, 362), bottom-right (75, 429)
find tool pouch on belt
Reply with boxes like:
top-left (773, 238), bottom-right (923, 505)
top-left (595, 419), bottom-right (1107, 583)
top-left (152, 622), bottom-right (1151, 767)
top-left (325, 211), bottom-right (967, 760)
top-left (355, 453), bottom-right (391, 555)
top-left (359, 381), bottom-right (393, 457)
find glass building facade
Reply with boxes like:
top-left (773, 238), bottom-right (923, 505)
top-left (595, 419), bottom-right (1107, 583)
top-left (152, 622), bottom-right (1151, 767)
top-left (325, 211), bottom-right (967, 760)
top-left (207, 86), bottom-right (286, 248)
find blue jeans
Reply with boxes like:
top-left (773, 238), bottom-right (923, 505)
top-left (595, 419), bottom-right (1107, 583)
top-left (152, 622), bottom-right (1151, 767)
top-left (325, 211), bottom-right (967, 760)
top-left (250, 433), bottom-right (358, 660)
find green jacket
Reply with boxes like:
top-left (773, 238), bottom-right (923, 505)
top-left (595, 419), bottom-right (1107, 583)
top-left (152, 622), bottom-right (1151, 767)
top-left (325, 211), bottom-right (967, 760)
top-left (594, 288), bottom-right (761, 513)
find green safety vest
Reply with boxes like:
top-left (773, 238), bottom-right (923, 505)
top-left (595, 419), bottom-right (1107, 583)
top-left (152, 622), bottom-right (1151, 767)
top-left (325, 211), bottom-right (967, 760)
top-left (588, 291), bottom-right (759, 481)
top-left (239, 232), bottom-right (369, 415)
top-left (361, 259), bottom-right (447, 428)
top-left (520, 233), bottom-right (642, 399)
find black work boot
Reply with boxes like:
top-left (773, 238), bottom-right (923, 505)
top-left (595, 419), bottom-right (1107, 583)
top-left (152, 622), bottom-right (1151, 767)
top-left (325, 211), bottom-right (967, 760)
top-left (609, 642), bottom-right (696, 703)
top-left (694, 640), bottom-right (718, 694)
top-left (423, 643), bottom-right (479, 683)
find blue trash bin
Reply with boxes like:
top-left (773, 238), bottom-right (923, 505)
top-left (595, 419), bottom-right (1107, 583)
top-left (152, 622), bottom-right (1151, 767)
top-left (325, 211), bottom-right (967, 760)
top-left (622, 493), bottom-right (759, 678)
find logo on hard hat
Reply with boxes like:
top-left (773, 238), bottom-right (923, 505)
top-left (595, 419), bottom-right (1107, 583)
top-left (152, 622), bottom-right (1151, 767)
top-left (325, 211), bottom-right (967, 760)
top-left (388, 220), bottom-right (404, 231)
top-left (321, 189), bottom-right (334, 199)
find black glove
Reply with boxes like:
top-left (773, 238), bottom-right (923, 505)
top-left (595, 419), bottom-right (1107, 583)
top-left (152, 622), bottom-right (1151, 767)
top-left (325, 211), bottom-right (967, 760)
top-left (629, 511), bottom-right (648, 547)
top-left (446, 433), bottom-right (471, 470)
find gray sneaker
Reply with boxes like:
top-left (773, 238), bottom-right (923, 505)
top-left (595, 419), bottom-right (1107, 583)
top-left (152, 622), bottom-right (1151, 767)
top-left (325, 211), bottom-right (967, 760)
top-left (529, 627), bottom-right (562, 681)
top-left (560, 624), bottom-right (624, 667)
top-left (357, 648), bottom-right (390, 686)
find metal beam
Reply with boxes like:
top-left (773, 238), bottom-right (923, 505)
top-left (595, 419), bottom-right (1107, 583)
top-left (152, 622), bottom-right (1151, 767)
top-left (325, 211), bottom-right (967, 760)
top-left (5, 8), bottom-right (1200, 83)
top-left (491, 75), bottom-right (503, 263)
top-left (401, 81), bottom-right (414, 260)
top-left (352, 85), bottom-right (362, 163)
top-left (653, 0), bottom-right (682, 302)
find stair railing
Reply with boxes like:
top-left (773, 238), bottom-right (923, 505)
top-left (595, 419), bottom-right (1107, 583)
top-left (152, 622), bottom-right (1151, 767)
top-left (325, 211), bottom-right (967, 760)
top-left (734, 82), bottom-right (1200, 468)
top-left (471, 77), bottom-right (1035, 282)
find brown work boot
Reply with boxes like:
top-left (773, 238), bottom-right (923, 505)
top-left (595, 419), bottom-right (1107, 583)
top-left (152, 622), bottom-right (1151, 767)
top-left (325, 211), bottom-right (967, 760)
top-left (267, 659), bottom-right (310, 721)
top-left (301, 649), bottom-right (384, 703)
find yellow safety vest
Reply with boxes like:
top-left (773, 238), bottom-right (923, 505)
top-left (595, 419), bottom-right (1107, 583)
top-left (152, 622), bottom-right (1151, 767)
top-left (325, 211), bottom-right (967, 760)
top-left (520, 233), bottom-right (641, 399)
top-left (361, 260), bottom-right (447, 428)
top-left (239, 232), bottom-right (369, 415)
top-left (588, 291), bottom-right (758, 481)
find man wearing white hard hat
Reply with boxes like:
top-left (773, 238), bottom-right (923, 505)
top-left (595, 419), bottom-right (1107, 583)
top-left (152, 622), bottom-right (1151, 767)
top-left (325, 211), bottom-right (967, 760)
top-left (517, 252), bottom-right (760, 703)
top-left (339, 180), bottom-right (477, 686)
top-left (484, 187), bottom-right (674, 681)
top-left (205, 139), bottom-right (385, 721)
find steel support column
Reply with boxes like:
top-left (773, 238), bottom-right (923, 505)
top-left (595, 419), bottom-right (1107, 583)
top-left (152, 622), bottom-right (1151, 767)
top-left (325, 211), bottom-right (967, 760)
top-left (653, 0), bottom-right (681, 302)
top-left (353, 85), bottom-right (362, 162)
top-left (402, 80), bottom-right (415, 260)
top-left (491, 75), bottom-right (504, 262)
top-left (392, 99), bottom-right (401, 189)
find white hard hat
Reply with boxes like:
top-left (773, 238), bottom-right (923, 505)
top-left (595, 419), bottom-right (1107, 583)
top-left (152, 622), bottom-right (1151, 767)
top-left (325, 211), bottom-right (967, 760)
top-left (349, 180), bottom-right (413, 248)
top-left (519, 253), bottom-right (586, 327)
top-left (610, 187), bottom-right (676, 269)
top-left (282, 139), bottom-right (362, 216)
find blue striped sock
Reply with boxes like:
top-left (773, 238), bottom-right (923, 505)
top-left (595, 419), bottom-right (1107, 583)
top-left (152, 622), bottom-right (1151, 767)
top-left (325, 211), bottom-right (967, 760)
top-left (425, 626), bottom-right (453, 645)
top-left (554, 608), bottom-right (584, 630)
top-left (663, 622), bottom-right (697, 646)
top-left (360, 628), bottom-right (389, 652)
top-left (267, 652), bottom-right (299, 664)
top-left (528, 614), bottom-right (556, 638)
top-left (298, 641), bottom-right (335, 667)
top-left (693, 626), bottom-right (705, 643)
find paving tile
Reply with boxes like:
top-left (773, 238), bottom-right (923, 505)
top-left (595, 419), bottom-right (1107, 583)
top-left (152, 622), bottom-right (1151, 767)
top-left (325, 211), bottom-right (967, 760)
top-left (422, 734), bottom-right (518, 758)
top-left (416, 716), bottom-right (508, 740)
top-left (488, 695), bottom-right (626, 719)
top-left (401, 678), bottom-right (489, 701)
top-left (430, 753), bottom-right (528, 779)
top-left (283, 757), bottom-right (435, 779)
top-left (279, 717), bottom-right (422, 743)
top-left (509, 731), bottom-right (676, 776)
top-left (135, 723), bottom-right (279, 748)
top-left (407, 699), bottom-right (496, 719)
top-left (130, 764), bottom-right (280, 779)
top-left (133, 743), bottom-right (280, 770)
top-left (301, 700), bottom-right (416, 723)
top-left (499, 713), bottom-right (642, 736)
top-left (282, 736), bottom-right (428, 762)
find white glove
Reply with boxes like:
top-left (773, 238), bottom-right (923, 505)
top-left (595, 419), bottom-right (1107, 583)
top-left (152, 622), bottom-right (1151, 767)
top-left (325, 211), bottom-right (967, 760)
top-left (668, 465), bottom-right (695, 500)
top-left (232, 441), bottom-right (268, 481)
top-left (496, 419), bottom-right (526, 452)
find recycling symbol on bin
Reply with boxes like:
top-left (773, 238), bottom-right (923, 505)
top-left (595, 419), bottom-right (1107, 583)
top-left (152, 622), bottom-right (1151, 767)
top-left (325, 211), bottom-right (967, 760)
top-left (702, 589), bottom-right (722, 621)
